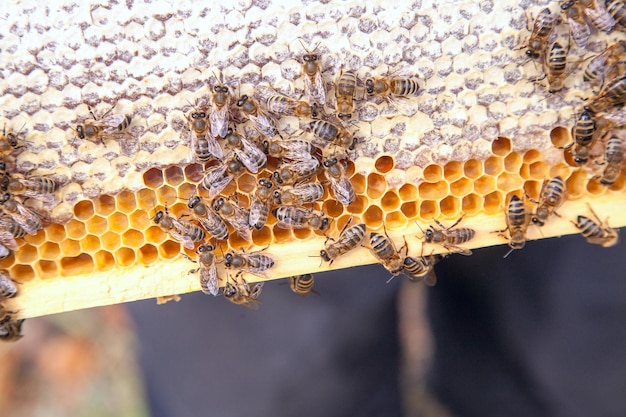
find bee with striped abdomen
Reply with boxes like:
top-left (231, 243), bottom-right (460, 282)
top-left (368, 231), bottom-right (406, 278)
top-left (422, 216), bottom-right (475, 256)
top-left (323, 157), bottom-right (355, 206)
top-left (187, 195), bottom-right (229, 241)
top-left (300, 41), bottom-right (326, 106)
top-left (153, 205), bottom-right (205, 250)
top-left (273, 182), bottom-right (325, 206)
top-left (0, 270), bottom-right (17, 300)
top-left (236, 94), bottom-right (279, 138)
top-left (223, 274), bottom-right (264, 309)
top-left (320, 222), bottom-right (366, 265)
top-left (571, 205), bottom-right (619, 247)
top-left (273, 206), bottom-right (330, 232)
top-left (76, 103), bottom-right (133, 144)
top-left (288, 274), bottom-right (319, 296)
top-left (524, 8), bottom-right (559, 60)
top-left (209, 74), bottom-right (231, 140)
top-left (187, 107), bottom-right (223, 161)
top-left (192, 244), bottom-right (220, 296)
top-left (596, 136), bottom-right (624, 186)
top-left (200, 156), bottom-right (246, 198)
top-left (211, 196), bottom-right (252, 241)
top-left (531, 176), bottom-right (566, 226)
top-left (307, 120), bottom-right (356, 150)
top-left (335, 70), bottom-right (358, 121)
top-left (0, 193), bottom-right (42, 236)
top-left (224, 248), bottom-right (275, 278)
top-left (496, 195), bottom-right (531, 257)
top-left (249, 177), bottom-right (274, 231)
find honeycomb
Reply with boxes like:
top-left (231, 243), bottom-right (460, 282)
top-left (1, 0), bottom-right (625, 319)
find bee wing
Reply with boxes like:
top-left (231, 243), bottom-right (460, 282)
top-left (280, 140), bottom-right (315, 161)
top-left (583, 4), bottom-right (615, 32)
top-left (0, 230), bottom-right (18, 251)
top-left (250, 282), bottom-right (264, 299)
top-left (234, 138), bottom-right (266, 174)
top-left (101, 114), bottom-right (130, 131)
top-left (14, 203), bottom-right (41, 235)
top-left (304, 70), bottom-right (326, 106)
top-left (0, 244), bottom-right (10, 259)
top-left (169, 229), bottom-right (195, 250)
top-left (330, 177), bottom-right (356, 206)
top-left (209, 174), bottom-right (234, 199)
top-left (248, 111), bottom-right (278, 138)
top-left (248, 198), bottom-right (269, 229)
top-left (209, 105), bottom-right (229, 139)
top-left (384, 96), bottom-right (419, 117)
top-left (200, 264), bottom-right (220, 296)
top-left (568, 18), bottom-right (591, 48)
top-left (206, 132), bottom-right (224, 159)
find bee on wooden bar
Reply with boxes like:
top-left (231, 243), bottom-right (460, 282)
top-left (422, 217), bottom-right (475, 256)
top-left (596, 136), bottom-right (624, 186)
top-left (224, 248), bottom-right (275, 277)
top-left (495, 195), bottom-right (531, 257)
top-left (212, 196), bottom-right (251, 241)
top-left (320, 222), bottom-right (366, 265)
top-left (223, 274), bottom-right (263, 309)
top-left (236, 94), bottom-right (279, 138)
top-left (200, 156), bottom-right (246, 198)
top-left (209, 74), bottom-right (231, 140)
top-left (249, 177), bottom-right (274, 230)
top-left (153, 205), bottom-right (205, 250)
top-left (0, 270), bottom-right (17, 300)
top-left (300, 41), bottom-right (326, 106)
top-left (0, 319), bottom-right (24, 342)
top-left (273, 206), bottom-right (330, 232)
top-left (572, 204), bottom-right (619, 247)
top-left (273, 159), bottom-right (320, 185)
top-left (307, 120), bottom-right (356, 150)
top-left (0, 193), bottom-right (42, 236)
top-left (403, 254), bottom-right (439, 285)
top-left (524, 8), bottom-right (560, 60)
top-left (288, 274), bottom-right (319, 297)
top-left (187, 195), bottom-right (229, 241)
top-left (273, 182), bottom-right (325, 205)
top-left (323, 157), bottom-right (355, 206)
top-left (187, 108), bottom-right (223, 161)
top-left (531, 176), bottom-right (566, 226)
top-left (335, 70), bottom-right (357, 121)
top-left (75, 103), bottom-right (132, 144)
top-left (368, 231), bottom-right (406, 277)
top-left (192, 244), bottom-right (220, 296)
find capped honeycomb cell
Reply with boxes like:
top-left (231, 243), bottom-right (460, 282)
top-left (143, 167), bottom-right (164, 189)
top-left (491, 136), bottom-right (512, 156)
top-left (36, 260), bottom-right (58, 279)
top-left (65, 219), bottom-right (87, 239)
top-left (86, 215), bottom-right (108, 235)
top-left (419, 200), bottom-right (439, 220)
top-left (101, 232), bottom-right (121, 251)
top-left (401, 201), bottom-right (418, 219)
top-left (95, 194), bottom-right (116, 216)
top-left (462, 193), bottom-right (482, 215)
top-left (484, 156), bottom-right (503, 176)
top-left (45, 224), bottom-right (67, 243)
top-left (440, 196), bottom-right (461, 217)
top-left (60, 254), bottom-right (95, 277)
top-left (363, 205), bottom-right (384, 229)
top-left (74, 200), bottom-right (95, 221)
top-left (367, 173), bottom-right (387, 199)
top-left (381, 191), bottom-right (401, 211)
top-left (116, 190), bottom-right (138, 213)
top-left (115, 247), bottom-right (136, 267)
top-left (443, 161), bottom-right (463, 182)
top-left (419, 181), bottom-right (449, 200)
top-left (39, 242), bottom-right (60, 261)
top-left (375, 155), bottom-right (394, 173)
top-left (94, 250), bottom-right (115, 271)
top-left (164, 165), bottom-right (185, 186)
top-left (463, 159), bottom-right (483, 179)
top-left (423, 164), bottom-right (443, 182)
top-left (122, 229), bottom-right (144, 248)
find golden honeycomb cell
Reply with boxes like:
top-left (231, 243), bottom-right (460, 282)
top-left (100, 232), bottom-right (121, 251)
top-left (44, 224), bottom-right (67, 243)
top-left (463, 159), bottom-right (483, 179)
top-left (116, 190), bottom-right (138, 213)
top-left (252, 227), bottom-right (273, 247)
top-left (60, 254), bottom-right (94, 276)
top-left (64, 219), bottom-right (87, 240)
top-left (474, 175), bottom-right (496, 195)
top-left (419, 200), bottom-right (439, 220)
top-left (366, 173), bottom-right (387, 199)
top-left (136, 189), bottom-right (158, 211)
top-left (550, 126), bottom-right (570, 149)
top-left (143, 168), bottom-right (164, 189)
top-left (11, 265), bottom-right (34, 282)
top-left (363, 205), bottom-right (384, 229)
top-left (36, 260), bottom-right (58, 280)
top-left (59, 239), bottom-right (82, 258)
top-left (400, 201), bottom-right (418, 219)
top-left (122, 229), bottom-right (144, 248)
top-left (138, 244), bottom-right (159, 265)
top-left (184, 164), bottom-right (205, 182)
top-left (94, 250), bottom-right (115, 271)
top-left (39, 242), bottom-right (61, 261)
top-left (423, 164), bottom-right (443, 182)
top-left (323, 200), bottom-right (345, 218)
top-left (497, 172), bottom-right (524, 193)
top-left (440, 196), bottom-right (461, 218)
top-left (385, 211), bottom-right (407, 229)
top-left (381, 191), bottom-right (401, 212)
top-left (15, 245), bottom-right (38, 263)
top-left (73, 200), bottom-right (95, 221)
top-left (566, 170), bottom-right (588, 198)
top-left (164, 165), bottom-right (185, 187)
top-left (443, 161), bottom-right (463, 182)
top-left (95, 194), bottom-right (116, 216)
top-left (347, 196), bottom-right (367, 214)
top-left (587, 178), bottom-right (606, 196)
top-left (115, 247), bottom-right (136, 267)
top-left (237, 174), bottom-right (257, 194)
top-left (129, 210), bottom-right (151, 230)
top-left (483, 191), bottom-right (504, 214)
top-left (504, 153), bottom-right (523, 173)
top-left (450, 178), bottom-right (472, 197)
top-left (80, 235), bottom-right (101, 253)
top-left (145, 226), bottom-right (167, 245)
top-left (398, 184), bottom-right (417, 201)
top-left (375, 156), bottom-right (394, 173)
top-left (156, 185), bottom-right (177, 206)
top-left (491, 136), bottom-right (512, 157)
top-left (293, 228), bottom-right (312, 240)
top-left (351, 174), bottom-right (366, 194)
top-left (462, 193), bottom-right (482, 215)
top-left (419, 181), bottom-right (449, 200)
top-left (24, 231), bottom-right (46, 247)
top-left (86, 216), bottom-right (108, 235)
top-left (484, 156), bottom-right (504, 176)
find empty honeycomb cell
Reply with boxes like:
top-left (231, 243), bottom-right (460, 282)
top-left (115, 247), bottom-right (136, 267)
top-left (450, 177), bottom-right (472, 196)
top-left (95, 194), bottom-right (116, 216)
top-left (549, 164), bottom-right (571, 179)
top-left (483, 191), bottom-right (504, 214)
top-left (529, 161), bottom-right (549, 180)
top-left (351, 174), bottom-right (366, 194)
top-left (39, 242), bottom-right (61, 261)
top-left (136, 189), bottom-right (157, 210)
top-left (443, 161), bottom-right (463, 182)
top-left (398, 184), bottom-right (417, 201)
top-left (293, 228), bottom-right (312, 240)
top-left (384, 211), bottom-right (407, 229)
top-left (610, 172), bottom-right (625, 190)
top-left (74, 199), bottom-right (95, 220)
top-left (0, 254), bottom-right (14, 269)
top-left (439, 196), bottom-right (461, 217)
top-left (164, 165), bottom-right (185, 186)
top-left (423, 164), bottom-right (443, 182)
top-left (229, 233), bottom-right (252, 249)
top-left (381, 191), bottom-right (401, 211)
top-left (474, 175), bottom-right (496, 194)
top-left (94, 250), bottom-right (115, 271)
top-left (80, 235), bottom-right (101, 253)
top-left (345, 160), bottom-right (356, 177)
top-left (178, 183), bottom-right (197, 200)
top-left (107, 212), bottom-right (129, 234)
top-left (491, 136), bottom-right (512, 156)
top-left (419, 181), bottom-right (449, 200)
top-left (363, 205), bottom-right (384, 229)
top-left (524, 181), bottom-right (541, 201)
top-left (463, 159), bottom-right (483, 179)
top-left (462, 193), bottom-right (482, 215)
top-left (59, 239), bottom-right (81, 257)
top-left (497, 172), bottom-right (524, 192)
top-left (122, 229), bottom-right (144, 248)
top-left (36, 260), bottom-right (58, 279)
top-left (138, 244), bottom-right (159, 265)
top-left (272, 226), bottom-right (294, 243)
top-left (129, 210), bottom-right (150, 230)
top-left (156, 185), bottom-right (177, 206)
top-left (101, 232), bottom-right (121, 251)
top-left (347, 195), bottom-right (367, 214)
top-left (143, 167), bottom-right (164, 189)
top-left (184, 163), bottom-right (205, 182)
top-left (15, 244), bottom-right (38, 263)
top-left (60, 254), bottom-right (95, 277)
top-left (519, 163), bottom-right (531, 180)
top-left (252, 227), bottom-right (273, 247)
top-left (550, 126), bottom-right (570, 149)
top-left (45, 223), bottom-right (67, 243)
top-left (86, 215), bottom-right (108, 235)
top-left (586, 178), bottom-right (606, 195)
top-left (116, 190), bottom-right (138, 213)
top-left (523, 149), bottom-right (542, 164)
top-left (24, 230), bottom-right (46, 246)
top-left (562, 148), bottom-right (578, 167)
top-left (145, 226), bottom-right (167, 244)
top-left (375, 155), bottom-right (394, 173)
top-left (10, 264), bottom-right (34, 281)
top-left (159, 240), bottom-right (181, 260)
top-left (367, 173), bottom-right (387, 199)
top-left (237, 174), bottom-right (257, 194)
top-left (566, 170), bottom-right (588, 198)
top-left (401, 201), bottom-right (418, 219)
top-left (419, 200), bottom-right (439, 220)
top-left (65, 219), bottom-right (87, 240)
top-left (336, 215), bottom-right (354, 233)
top-left (323, 200), bottom-right (345, 218)
top-left (484, 156), bottom-right (504, 176)
top-left (504, 152), bottom-right (523, 173)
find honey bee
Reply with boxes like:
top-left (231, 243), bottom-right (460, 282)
top-left (263, 138), bottom-right (317, 161)
top-left (531, 176), bottom-right (566, 226)
top-left (542, 42), bottom-right (570, 93)
top-left (272, 206), bottom-right (330, 232)
top-left (368, 231), bottom-right (406, 277)
top-left (191, 244), bottom-right (220, 296)
top-left (307, 120), bottom-right (356, 150)
top-left (200, 156), bottom-right (246, 198)
top-left (320, 222), bottom-right (366, 265)
top-left (273, 182), bottom-right (325, 205)
top-left (0, 319), bottom-right (24, 342)
top-left (597, 136), bottom-right (624, 186)
top-left (223, 274), bottom-right (264, 309)
top-left (76, 104), bottom-right (133, 143)
top-left (187, 195), bottom-right (229, 240)
top-left (496, 195), bottom-right (531, 257)
top-left (607, 0), bottom-right (626, 26)
top-left (568, 109), bottom-right (596, 164)
top-left (0, 125), bottom-right (23, 155)
top-left (0, 214), bottom-right (25, 257)
top-left (236, 94), bottom-right (279, 138)
top-left (571, 205), bottom-right (619, 247)
top-left (249, 178), bottom-right (274, 230)
top-left (187, 108), bottom-right (223, 161)
top-left (594, 109), bottom-right (626, 142)
top-left (267, 93), bottom-right (319, 119)
top-left (335, 70), bottom-right (357, 121)
top-left (0, 193), bottom-right (42, 235)
top-left (0, 270), bottom-right (17, 299)
top-left (153, 206), bottom-right (205, 250)
top-left (300, 41), bottom-right (326, 106)
top-left (0, 162), bottom-right (9, 192)
top-left (233, 136), bottom-right (267, 174)
top-left (562, 2), bottom-right (592, 48)
top-left (323, 157), bottom-right (355, 206)
top-left (0, 305), bottom-right (16, 325)
top-left (524, 8), bottom-right (560, 60)
top-left (223, 248), bottom-right (275, 277)
top-left (209, 76), bottom-right (231, 140)
top-left (7, 175), bottom-right (58, 201)
top-left (563, 0), bottom-right (616, 32)
top-left (273, 159), bottom-right (320, 185)
top-left (585, 75), bottom-right (626, 114)
top-left (212, 196), bottom-right (252, 240)
top-left (403, 254), bottom-right (439, 285)
top-left (422, 217), bottom-right (476, 256)
top-left (288, 274), bottom-right (319, 296)
top-left (583, 42), bottom-right (626, 89)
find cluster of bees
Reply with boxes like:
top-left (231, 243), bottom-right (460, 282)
top-left (0, 126), bottom-right (61, 341)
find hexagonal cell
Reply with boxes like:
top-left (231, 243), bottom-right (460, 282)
top-left (229, 232), bottom-right (250, 248)
top-left (129, 210), bottom-right (150, 230)
top-left (323, 200), bottom-right (345, 218)
top-left (586, 177), bottom-right (606, 196)
top-left (145, 225), bottom-right (167, 244)
top-left (491, 136), bottom-right (512, 156)
top-left (158, 240), bottom-right (181, 260)
top-left (138, 244), bottom-right (159, 265)
top-left (122, 229), bottom-right (145, 248)
top-left (65, 219), bottom-right (87, 240)
top-left (419, 200), bottom-right (439, 220)
top-left (36, 260), bottom-right (58, 279)
top-left (156, 185), bottom-right (177, 206)
top-left (39, 242), bottom-right (61, 261)
top-left (293, 228), bottom-right (312, 240)
top-left (474, 175), bottom-right (496, 194)
top-left (237, 173), bottom-right (257, 194)
top-left (440, 196), bottom-right (461, 218)
top-left (94, 250), bottom-right (115, 271)
top-left (116, 190), bottom-right (138, 213)
top-left (524, 181), bottom-right (542, 201)
top-left (95, 194), bottom-right (116, 216)
top-left (143, 167), bottom-right (164, 189)
top-left (381, 191), bottom-right (401, 211)
top-left (504, 152), bottom-right (523, 173)
top-left (450, 177), bottom-right (472, 197)
top-left (367, 173), bottom-right (387, 199)
top-left (100, 231), bottom-right (121, 251)
top-left (443, 161), bottom-right (463, 182)
top-left (523, 149), bottom-right (542, 164)
top-left (563, 147), bottom-right (579, 167)
top-left (0, 253), bottom-right (14, 269)
top-left (484, 156), bottom-right (504, 176)
top-left (401, 201), bottom-right (418, 219)
top-left (24, 229), bottom-right (46, 246)
top-left (462, 193), bottom-right (482, 215)
top-left (86, 215), bottom-right (108, 235)
top-left (419, 181), bottom-right (449, 200)
top-left (385, 211), bottom-right (407, 229)
top-left (10, 264), bottom-right (34, 281)
top-left (60, 254), bottom-right (95, 277)
top-left (363, 205), bottom-right (383, 229)
top-left (252, 227), bottom-right (273, 247)
top-left (136, 188), bottom-right (157, 210)
top-left (45, 223), bottom-right (67, 243)
top-left (463, 159), bottom-right (483, 179)
top-left (529, 161), bottom-right (549, 179)
top-left (15, 244), bottom-right (38, 263)
top-left (164, 165), bottom-right (185, 187)
top-left (483, 191), bottom-right (504, 214)
top-left (566, 170), bottom-right (588, 198)
top-left (351, 173), bottom-right (366, 194)
top-left (107, 212), bottom-right (129, 234)
top-left (398, 184), bottom-right (417, 201)
top-left (115, 247), bottom-right (136, 267)
top-left (375, 155), bottom-right (394, 173)
top-left (423, 164), bottom-right (443, 182)
top-left (345, 160), bottom-right (356, 177)
top-left (347, 195), bottom-right (367, 214)
top-left (497, 172), bottom-right (524, 192)
top-left (59, 239), bottom-right (81, 258)
top-left (80, 235), bottom-right (101, 253)
top-left (184, 163), bottom-right (205, 182)
top-left (550, 126), bottom-right (570, 149)
top-left (74, 199), bottom-right (95, 221)
top-left (610, 171), bottom-right (626, 191)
